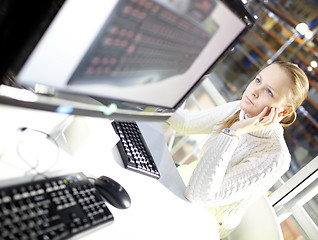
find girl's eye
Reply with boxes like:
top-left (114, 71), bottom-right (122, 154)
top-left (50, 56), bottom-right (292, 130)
top-left (265, 88), bottom-right (273, 96)
top-left (255, 78), bottom-right (261, 84)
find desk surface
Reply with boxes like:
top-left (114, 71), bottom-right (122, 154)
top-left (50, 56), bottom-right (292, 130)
top-left (0, 105), bottom-right (220, 240)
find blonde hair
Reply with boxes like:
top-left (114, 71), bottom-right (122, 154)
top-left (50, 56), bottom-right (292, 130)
top-left (216, 61), bottom-right (309, 132)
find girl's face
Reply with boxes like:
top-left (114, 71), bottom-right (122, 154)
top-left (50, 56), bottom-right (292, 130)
top-left (240, 64), bottom-right (293, 117)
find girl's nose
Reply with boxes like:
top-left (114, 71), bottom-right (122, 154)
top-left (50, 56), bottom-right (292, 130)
top-left (252, 88), bottom-right (259, 98)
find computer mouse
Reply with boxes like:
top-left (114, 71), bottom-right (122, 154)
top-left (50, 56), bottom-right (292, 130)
top-left (95, 176), bottom-right (131, 209)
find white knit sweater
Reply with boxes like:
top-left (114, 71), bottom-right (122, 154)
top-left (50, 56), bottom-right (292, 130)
top-left (167, 100), bottom-right (291, 238)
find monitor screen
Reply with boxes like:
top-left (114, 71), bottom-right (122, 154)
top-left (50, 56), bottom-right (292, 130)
top-left (1, 0), bottom-right (254, 121)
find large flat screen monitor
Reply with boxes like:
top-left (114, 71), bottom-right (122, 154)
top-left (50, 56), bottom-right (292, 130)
top-left (0, 0), bottom-right (255, 121)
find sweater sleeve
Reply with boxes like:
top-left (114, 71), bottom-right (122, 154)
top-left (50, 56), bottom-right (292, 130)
top-left (185, 135), bottom-right (291, 206)
top-left (166, 101), bottom-right (240, 135)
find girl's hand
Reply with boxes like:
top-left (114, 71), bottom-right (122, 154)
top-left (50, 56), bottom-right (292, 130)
top-left (230, 107), bottom-right (282, 136)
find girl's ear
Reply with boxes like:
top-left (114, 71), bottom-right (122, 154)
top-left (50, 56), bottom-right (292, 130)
top-left (281, 106), bottom-right (294, 117)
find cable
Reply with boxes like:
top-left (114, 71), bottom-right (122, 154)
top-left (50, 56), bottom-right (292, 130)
top-left (16, 127), bottom-right (60, 179)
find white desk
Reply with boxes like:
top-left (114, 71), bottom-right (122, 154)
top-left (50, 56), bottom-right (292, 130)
top-left (0, 105), bottom-right (220, 240)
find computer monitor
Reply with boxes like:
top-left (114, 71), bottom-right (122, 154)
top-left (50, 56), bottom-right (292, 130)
top-left (0, 0), bottom-right (255, 121)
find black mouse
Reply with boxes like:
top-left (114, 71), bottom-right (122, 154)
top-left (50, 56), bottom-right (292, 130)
top-left (95, 176), bottom-right (131, 209)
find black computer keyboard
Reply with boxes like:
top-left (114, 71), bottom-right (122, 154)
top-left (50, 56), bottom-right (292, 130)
top-left (0, 172), bottom-right (113, 240)
top-left (112, 121), bottom-right (160, 179)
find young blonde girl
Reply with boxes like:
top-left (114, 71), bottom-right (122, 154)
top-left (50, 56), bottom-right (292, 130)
top-left (167, 61), bottom-right (309, 238)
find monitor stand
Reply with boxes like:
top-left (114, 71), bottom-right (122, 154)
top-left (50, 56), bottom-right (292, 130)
top-left (49, 115), bottom-right (90, 155)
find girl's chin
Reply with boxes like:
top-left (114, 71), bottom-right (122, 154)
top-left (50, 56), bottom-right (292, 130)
top-left (240, 103), bottom-right (250, 113)
top-left (240, 105), bottom-right (258, 117)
